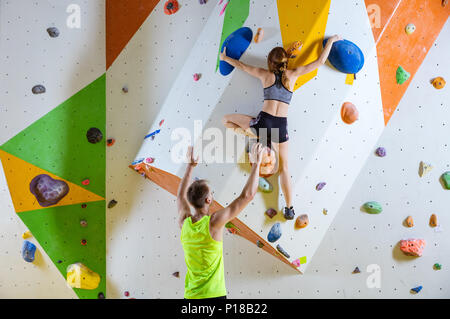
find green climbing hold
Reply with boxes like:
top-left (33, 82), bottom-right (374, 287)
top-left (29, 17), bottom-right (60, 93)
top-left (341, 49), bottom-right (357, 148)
top-left (396, 66), bottom-right (410, 84)
top-left (433, 263), bottom-right (442, 270)
top-left (441, 172), bottom-right (450, 189)
top-left (363, 201), bottom-right (382, 214)
top-left (258, 177), bottom-right (273, 193)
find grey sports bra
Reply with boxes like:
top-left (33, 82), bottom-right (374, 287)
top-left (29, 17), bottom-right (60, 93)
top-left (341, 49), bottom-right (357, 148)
top-left (263, 72), bottom-right (293, 105)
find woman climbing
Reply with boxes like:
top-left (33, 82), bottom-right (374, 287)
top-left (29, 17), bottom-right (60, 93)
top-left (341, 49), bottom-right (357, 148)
top-left (220, 34), bottom-right (342, 220)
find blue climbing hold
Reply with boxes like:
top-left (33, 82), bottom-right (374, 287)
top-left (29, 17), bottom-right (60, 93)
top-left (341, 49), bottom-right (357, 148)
top-left (219, 27), bottom-right (253, 76)
top-left (267, 222), bottom-right (282, 243)
top-left (22, 240), bottom-right (36, 263)
top-left (323, 38), bottom-right (364, 74)
top-left (411, 286), bottom-right (422, 294)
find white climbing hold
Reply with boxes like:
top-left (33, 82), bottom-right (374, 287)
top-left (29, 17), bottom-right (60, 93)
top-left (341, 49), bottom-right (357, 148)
top-left (419, 161), bottom-right (433, 177)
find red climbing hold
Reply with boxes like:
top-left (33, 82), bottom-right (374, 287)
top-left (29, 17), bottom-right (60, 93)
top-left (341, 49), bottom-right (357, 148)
top-left (107, 138), bottom-right (115, 147)
top-left (124, 291), bottom-right (130, 297)
top-left (159, 119), bottom-right (165, 127)
top-left (81, 239), bottom-right (87, 246)
top-left (82, 179), bottom-right (90, 186)
top-left (164, 0), bottom-right (179, 15)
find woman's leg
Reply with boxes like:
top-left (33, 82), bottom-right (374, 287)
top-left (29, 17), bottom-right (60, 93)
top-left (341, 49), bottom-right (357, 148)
top-left (222, 113), bottom-right (257, 138)
top-left (273, 141), bottom-right (293, 209)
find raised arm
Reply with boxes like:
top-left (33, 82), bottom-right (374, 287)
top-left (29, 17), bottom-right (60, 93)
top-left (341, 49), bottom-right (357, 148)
top-left (177, 146), bottom-right (197, 228)
top-left (210, 143), bottom-right (264, 230)
top-left (291, 34), bottom-right (342, 78)
top-left (220, 47), bottom-right (267, 80)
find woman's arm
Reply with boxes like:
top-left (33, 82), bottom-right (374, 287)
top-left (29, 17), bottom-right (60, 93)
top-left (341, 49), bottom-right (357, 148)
top-left (220, 47), bottom-right (267, 80)
top-left (291, 34), bottom-right (342, 78)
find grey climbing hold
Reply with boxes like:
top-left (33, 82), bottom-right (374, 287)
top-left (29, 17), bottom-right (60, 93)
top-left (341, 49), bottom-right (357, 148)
top-left (46, 27), bottom-right (60, 38)
top-left (32, 85), bottom-right (46, 94)
top-left (265, 208), bottom-right (277, 219)
top-left (375, 147), bottom-right (386, 157)
top-left (267, 223), bottom-right (282, 242)
top-left (256, 240), bottom-right (264, 248)
top-left (363, 201), bottom-right (382, 214)
top-left (108, 199), bottom-right (118, 209)
top-left (276, 244), bottom-right (290, 258)
top-left (122, 86), bottom-right (128, 93)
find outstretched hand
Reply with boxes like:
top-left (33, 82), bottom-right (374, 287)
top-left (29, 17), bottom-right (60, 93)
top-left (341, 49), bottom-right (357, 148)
top-left (249, 142), bottom-right (264, 165)
top-left (186, 146), bottom-right (198, 167)
top-left (330, 34), bottom-right (343, 43)
top-left (220, 47), bottom-right (227, 61)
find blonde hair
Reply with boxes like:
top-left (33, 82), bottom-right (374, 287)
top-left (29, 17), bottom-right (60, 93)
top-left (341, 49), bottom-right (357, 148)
top-left (267, 47), bottom-right (289, 88)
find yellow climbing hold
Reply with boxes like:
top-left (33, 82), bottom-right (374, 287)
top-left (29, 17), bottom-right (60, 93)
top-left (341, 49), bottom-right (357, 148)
top-left (66, 263), bottom-right (100, 290)
top-left (22, 230), bottom-right (32, 239)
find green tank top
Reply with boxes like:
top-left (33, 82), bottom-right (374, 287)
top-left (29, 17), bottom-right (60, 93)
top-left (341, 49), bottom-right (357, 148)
top-left (181, 215), bottom-right (226, 299)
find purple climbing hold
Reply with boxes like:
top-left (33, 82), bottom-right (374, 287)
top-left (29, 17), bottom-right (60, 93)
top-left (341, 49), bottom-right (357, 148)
top-left (316, 182), bottom-right (326, 191)
top-left (32, 85), bottom-right (46, 94)
top-left (352, 266), bottom-right (361, 274)
top-left (375, 147), bottom-right (386, 157)
top-left (29, 174), bottom-right (69, 207)
top-left (199, 0), bottom-right (207, 4)
top-left (265, 208), bottom-right (277, 219)
top-left (86, 127), bottom-right (103, 144)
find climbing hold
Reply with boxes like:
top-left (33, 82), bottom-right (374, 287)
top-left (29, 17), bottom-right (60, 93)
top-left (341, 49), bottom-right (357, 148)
top-left (86, 127), bottom-right (103, 144)
top-left (172, 271), bottom-right (180, 278)
top-left (98, 292), bottom-right (105, 299)
top-left (256, 240), bottom-right (264, 248)
top-left (405, 23), bottom-right (416, 35)
top-left (265, 208), bottom-right (277, 219)
top-left (219, 27), bottom-right (253, 76)
top-left (429, 214), bottom-right (438, 227)
top-left (46, 27), bottom-right (60, 38)
top-left (199, 0), bottom-right (207, 4)
top-left (399, 239), bottom-right (426, 257)
top-left (287, 41), bottom-right (303, 58)
top-left (108, 199), bottom-right (118, 209)
top-left (21, 240), bottom-right (36, 263)
top-left (292, 259), bottom-right (301, 267)
top-left (193, 73), bottom-right (201, 81)
top-left (375, 147), bottom-right (386, 157)
top-left (81, 203), bottom-right (87, 208)
top-left (32, 84), bottom-right (46, 94)
top-left (254, 28), bottom-right (264, 43)
top-left (107, 138), bottom-right (115, 147)
top-left (219, 1), bottom-right (228, 16)
top-left (145, 157), bottom-right (155, 164)
top-left (323, 208), bottom-right (328, 215)
top-left (30, 174), bottom-right (69, 207)
top-left (258, 177), bottom-right (273, 193)
top-left (419, 161), bottom-right (433, 177)
top-left (164, 0), bottom-right (179, 15)
top-left (80, 219), bottom-right (88, 227)
top-left (57, 260), bottom-right (63, 264)
top-left (82, 179), bottom-right (90, 186)
top-left (159, 119), bottom-right (165, 127)
top-left (267, 223), bottom-right (282, 243)
top-left (66, 263), bottom-right (101, 290)
top-left (324, 38), bottom-right (364, 74)
top-left (22, 230), bottom-right (32, 239)
top-left (352, 267), bottom-right (361, 274)
top-left (81, 239), bottom-right (87, 246)
top-left (396, 66), bottom-right (410, 84)
top-left (405, 216), bottom-right (414, 228)
top-left (144, 129), bottom-right (161, 140)
top-left (316, 182), bottom-right (326, 191)
top-left (295, 214), bottom-right (309, 229)
top-left (124, 291), bottom-right (130, 297)
top-left (441, 172), bottom-right (450, 189)
top-left (341, 102), bottom-right (359, 124)
top-left (276, 245), bottom-right (290, 258)
top-left (252, 147), bottom-right (276, 177)
top-left (410, 286), bottom-right (422, 294)
top-left (122, 86), bottom-right (128, 93)
top-left (283, 206), bottom-right (295, 220)
top-left (433, 263), bottom-right (442, 270)
top-left (363, 201), bottom-right (382, 214)
top-left (431, 77), bottom-right (446, 89)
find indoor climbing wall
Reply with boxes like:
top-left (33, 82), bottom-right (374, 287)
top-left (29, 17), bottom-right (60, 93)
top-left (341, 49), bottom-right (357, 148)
top-left (0, 0), bottom-right (106, 298)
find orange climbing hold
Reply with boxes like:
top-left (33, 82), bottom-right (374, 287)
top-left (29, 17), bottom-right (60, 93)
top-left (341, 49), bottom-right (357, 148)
top-left (405, 216), bottom-right (414, 227)
top-left (429, 214), bottom-right (438, 227)
top-left (286, 41), bottom-right (303, 59)
top-left (341, 102), bottom-right (359, 124)
top-left (431, 77), bottom-right (446, 89)
top-left (164, 0), bottom-right (179, 15)
top-left (254, 28), bottom-right (264, 43)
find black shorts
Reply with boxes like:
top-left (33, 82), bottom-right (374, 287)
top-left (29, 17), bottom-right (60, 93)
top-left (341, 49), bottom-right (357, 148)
top-left (249, 111), bottom-right (289, 145)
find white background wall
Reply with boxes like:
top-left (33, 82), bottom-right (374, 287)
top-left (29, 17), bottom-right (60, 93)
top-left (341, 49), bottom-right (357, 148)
top-left (0, 0), bottom-right (449, 298)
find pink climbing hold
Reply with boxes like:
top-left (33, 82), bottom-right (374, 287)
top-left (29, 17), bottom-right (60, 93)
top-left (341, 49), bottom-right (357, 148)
top-left (145, 157), bottom-right (155, 164)
top-left (292, 259), bottom-right (301, 267)
top-left (82, 179), bottom-right (90, 186)
top-left (159, 119), bottom-right (164, 127)
top-left (193, 73), bottom-right (201, 81)
top-left (124, 291), bottom-right (130, 297)
top-left (400, 239), bottom-right (426, 257)
top-left (219, 1), bottom-right (228, 16)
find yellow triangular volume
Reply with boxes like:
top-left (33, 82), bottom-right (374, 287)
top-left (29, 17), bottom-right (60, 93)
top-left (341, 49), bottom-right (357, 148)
top-left (277, 0), bottom-right (331, 91)
top-left (0, 150), bottom-right (104, 213)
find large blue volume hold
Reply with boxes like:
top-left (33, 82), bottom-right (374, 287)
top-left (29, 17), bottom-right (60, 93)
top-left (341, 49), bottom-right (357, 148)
top-left (219, 27), bottom-right (253, 76)
top-left (323, 38), bottom-right (364, 74)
